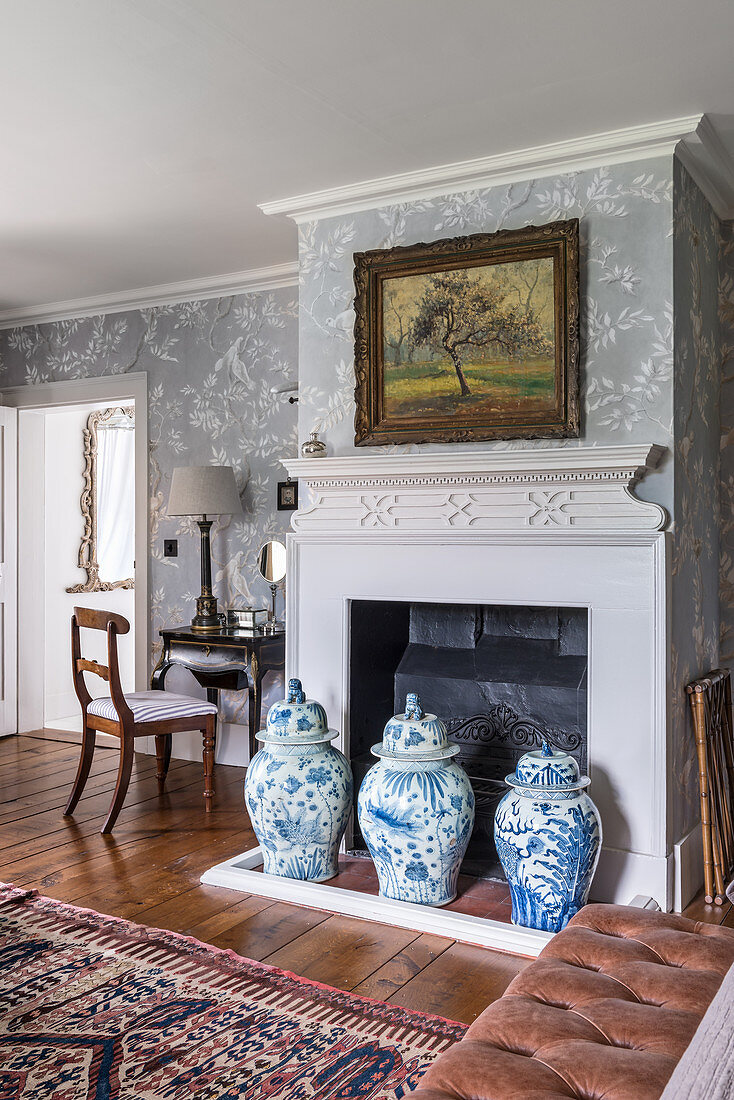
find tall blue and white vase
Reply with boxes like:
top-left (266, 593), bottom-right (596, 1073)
top-left (494, 740), bottom-right (602, 933)
top-left (244, 678), bottom-right (353, 882)
top-left (358, 693), bottom-right (475, 906)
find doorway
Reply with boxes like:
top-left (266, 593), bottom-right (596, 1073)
top-left (1, 373), bottom-right (148, 739)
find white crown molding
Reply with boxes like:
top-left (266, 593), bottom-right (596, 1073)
top-left (260, 116), bottom-right (703, 224)
top-left (0, 261), bottom-right (299, 330)
top-left (677, 115), bottom-right (734, 220)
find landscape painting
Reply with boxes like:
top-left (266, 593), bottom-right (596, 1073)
top-left (353, 220), bottom-right (579, 445)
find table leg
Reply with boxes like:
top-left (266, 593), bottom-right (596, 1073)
top-left (248, 651), bottom-right (261, 762)
top-left (151, 655), bottom-right (173, 788)
top-left (150, 652), bottom-right (172, 691)
top-left (202, 689), bottom-right (218, 811)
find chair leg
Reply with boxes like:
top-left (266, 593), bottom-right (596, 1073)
top-left (64, 722), bottom-right (96, 817)
top-left (202, 715), bottom-right (216, 812)
top-left (155, 734), bottom-right (172, 788)
top-left (101, 735), bottom-right (134, 835)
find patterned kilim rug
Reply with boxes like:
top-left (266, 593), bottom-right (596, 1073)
top-left (0, 883), bottom-right (466, 1099)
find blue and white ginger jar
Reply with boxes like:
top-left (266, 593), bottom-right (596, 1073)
top-left (245, 678), bottom-right (353, 882)
top-left (357, 692), bottom-right (475, 906)
top-left (494, 740), bottom-right (602, 933)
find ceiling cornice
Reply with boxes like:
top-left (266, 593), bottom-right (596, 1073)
top-left (676, 115), bottom-right (734, 220)
top-left (0, 261), bottom-right (299, 331)
top-left (260, 115), bottom-right (706, 224)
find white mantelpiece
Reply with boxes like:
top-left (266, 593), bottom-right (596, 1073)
top-left (282, 445), bottom-right (667, 533)
top-left (204, 443), bottom-right (672, 952)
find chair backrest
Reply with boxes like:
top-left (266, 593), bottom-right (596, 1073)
top-left (71, 607), bottom-right (133, 725)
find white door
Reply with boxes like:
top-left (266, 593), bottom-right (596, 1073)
top-left (0, 407), bottom-right (17, 736)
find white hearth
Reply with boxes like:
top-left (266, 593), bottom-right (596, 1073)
top-left (202, 444), bottom-right (670, 953)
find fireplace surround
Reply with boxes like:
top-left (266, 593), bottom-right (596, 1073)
top-left (203, 443), bottom-right (671, 954)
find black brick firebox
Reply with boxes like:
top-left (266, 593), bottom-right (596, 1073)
top-left (348, 600), bottom-right (588, 879)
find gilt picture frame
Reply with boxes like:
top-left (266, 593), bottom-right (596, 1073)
top-left (353, 219), bottom-right (579, 446)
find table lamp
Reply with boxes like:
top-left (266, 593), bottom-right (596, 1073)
top-left (168, 465), bottom-right (242, 632)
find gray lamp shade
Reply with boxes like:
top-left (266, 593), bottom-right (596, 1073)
top-left (168, 465), bottom-right (242, 517)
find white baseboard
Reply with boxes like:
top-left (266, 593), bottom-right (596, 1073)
top-left (45, 691), bottom-right (79, 724)
top-left (45, 714), bottom-right (82, 733)
top-left (30, 726), bottom-right (118, 747)
top-left (592, 846), bottom-right (672, 911)
top-left (674, 821), bottom-right (704, 911)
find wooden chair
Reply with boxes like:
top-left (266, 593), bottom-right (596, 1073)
top-left (65, 607), bottom-right (218, 834)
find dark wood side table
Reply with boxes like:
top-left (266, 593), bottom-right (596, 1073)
top-left (151, 626), bottom-right (286, 765)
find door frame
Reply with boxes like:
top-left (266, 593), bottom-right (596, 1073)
top-left (0, 407), bottom-right (17, 737)
top-left (2, 373), bottom-right (149, 730)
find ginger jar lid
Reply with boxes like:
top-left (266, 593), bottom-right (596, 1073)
top-left (371, 693), bottom-right (459, 761)
top-left (506, 739), bottom-right (590, 792)
top-left (261, 678), bottom-right (336, 744)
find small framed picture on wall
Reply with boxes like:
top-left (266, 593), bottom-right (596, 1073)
top-left (277, 480), bottom-right (298, 511)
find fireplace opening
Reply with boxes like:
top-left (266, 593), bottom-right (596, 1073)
top-left (348, 600), bottom-right (588, 881)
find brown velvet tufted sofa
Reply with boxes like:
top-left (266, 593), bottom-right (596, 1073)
top-left (411, 903), bottom-right (734, 1100)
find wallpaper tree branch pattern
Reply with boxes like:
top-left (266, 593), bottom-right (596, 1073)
top-left (720, 220), bottom-right (734, 668)
top-left (673, 160), bottom-right (722, 837)
top-left (0, 290), bottom-right (298, 728)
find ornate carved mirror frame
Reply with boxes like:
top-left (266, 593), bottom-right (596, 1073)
top-left (66, 406), bottom-right (135, 594)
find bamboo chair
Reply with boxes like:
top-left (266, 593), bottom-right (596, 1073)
top-left (686, 669), bottom-right (734, 905)
top-left (65, 607), bottom-right (218, 834)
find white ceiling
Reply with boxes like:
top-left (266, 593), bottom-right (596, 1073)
top-left (3, 0), bottom-right (734, 314)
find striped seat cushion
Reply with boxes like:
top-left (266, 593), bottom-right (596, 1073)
top-left (87, 691), bottom-right (218, 724)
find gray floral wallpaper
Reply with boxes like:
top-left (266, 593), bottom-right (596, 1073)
top-left (0, 290), bottom-right (298, 725)
top-left (720, 220), bottom-right (734, 668)
top-left (672, 161), bottom-right (722, 839)
top-left (298, 157), bottom-right (676, 513)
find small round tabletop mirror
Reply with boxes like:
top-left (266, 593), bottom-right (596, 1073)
top-left (258, 540), bottom-right (286, 584)
top-left (258, 540), bottom-right (286, 633)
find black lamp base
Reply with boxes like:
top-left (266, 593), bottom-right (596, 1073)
top-left (190, 518), bottom-right (225, 632)
top-left (191, 593), bottom-right (223, 632)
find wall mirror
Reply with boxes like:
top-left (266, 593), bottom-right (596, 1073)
top-left (66, 406), bottom-right (135, 593)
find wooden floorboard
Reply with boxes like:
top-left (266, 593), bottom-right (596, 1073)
top-left (0, 733), bottom-right (528, 1024)
top-left (682, 889), bottom-right (733, 925)
top-left (386, 941), bottom-right (528, 1021)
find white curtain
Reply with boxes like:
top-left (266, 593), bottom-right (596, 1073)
top-left (97, 425), bottom-right (135, 583)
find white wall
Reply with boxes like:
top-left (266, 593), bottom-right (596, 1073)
top-left (43, 404), bottom-right (134, 727)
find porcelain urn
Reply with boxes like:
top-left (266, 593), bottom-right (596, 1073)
top-left (357, 693), bottom-right (475, 906)
top-left (244, 678), bottom-right (353, 882)
top-left (494, 740), bottom-right (602, 932)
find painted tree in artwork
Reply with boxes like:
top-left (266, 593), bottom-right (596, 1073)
top-left (383, 284), bottom-right (414, 364)
top-left (409, 269), bottom-right (553, 397)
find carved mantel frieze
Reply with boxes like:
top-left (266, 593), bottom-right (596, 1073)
top-left (281, 444), bottom-right (667, 534)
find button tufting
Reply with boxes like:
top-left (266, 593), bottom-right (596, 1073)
top-left (410, 904), bottom-right (734, 1100)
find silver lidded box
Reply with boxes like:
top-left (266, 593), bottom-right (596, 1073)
top-left (227, 607), bottom-right (268, 630)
